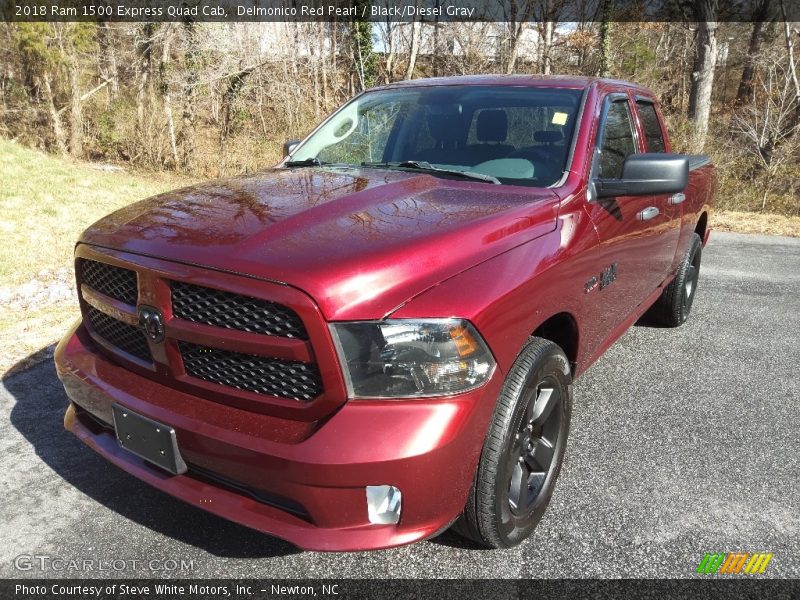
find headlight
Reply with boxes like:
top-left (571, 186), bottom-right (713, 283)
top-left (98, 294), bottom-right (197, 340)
top-left (330, 319), bottom-right (496, 398)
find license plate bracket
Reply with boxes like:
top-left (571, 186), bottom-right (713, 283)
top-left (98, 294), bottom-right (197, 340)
top-left (111, 404), bottom-right (187, 475)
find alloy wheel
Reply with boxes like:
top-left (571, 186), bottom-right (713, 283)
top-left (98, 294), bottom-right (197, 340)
top-left (507, 377), bottom-right (562, 516)
top-left (683, 250), bottom-right (701, 315)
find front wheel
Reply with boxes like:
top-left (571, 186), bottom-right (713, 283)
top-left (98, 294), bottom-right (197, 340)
top-left (454, 337), bottom-right (572, 548)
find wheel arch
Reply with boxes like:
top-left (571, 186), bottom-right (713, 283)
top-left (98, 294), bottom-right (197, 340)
top-left (531, 312), bottom-right (579, 375)
top-left (695, 211), bottom-right (709, 243)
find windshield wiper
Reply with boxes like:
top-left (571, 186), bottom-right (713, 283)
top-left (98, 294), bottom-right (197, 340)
top-left (361, 161), bottom-right (501, 185)
top-left (284, 157), bottom-right (326, 167)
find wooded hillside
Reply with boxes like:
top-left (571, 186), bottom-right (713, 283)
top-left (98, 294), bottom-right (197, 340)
top-left (1, 9), bottom-right (799, 215)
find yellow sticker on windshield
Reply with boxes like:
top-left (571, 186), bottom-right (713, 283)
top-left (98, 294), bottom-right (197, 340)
top-left (552, 112), bottom-right (568, 126)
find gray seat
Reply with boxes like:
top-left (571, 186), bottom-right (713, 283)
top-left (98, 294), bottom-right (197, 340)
top-left (508, 129), bottom-right (566, 182)
top-left (462, 110), bottom-right (514, 165)
top-left (416, 113), bottom-right (467, 164)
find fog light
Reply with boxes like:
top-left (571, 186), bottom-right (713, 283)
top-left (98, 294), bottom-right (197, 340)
top-left (366, 485), bottom-right (402, 525)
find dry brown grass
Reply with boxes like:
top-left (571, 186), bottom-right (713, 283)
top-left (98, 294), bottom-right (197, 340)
top-left (713, 210), bottom-right (800, 238)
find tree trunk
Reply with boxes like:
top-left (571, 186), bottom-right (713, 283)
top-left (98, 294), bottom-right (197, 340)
top-left (160, 27), bottom-right (178, 168)
top-left (735, 21), bottom-right (766, 105)
top-left (405, 19), bottom-right (421, 80)
top-left (320, 23), bottom-right (330, 110)
top-left (351, 5), bottom-right (375, 92)
top-left (687, 4), bottom-right (718, 153)
top-left (177, 20), bottom-right (198, 172)
top-left (383, 21), bottom-right (395, 83)
top-left (313, 48), bottom-right (321, 119)
top-left (98, 23), bottom-right (119, 102)
top-left (256, 84), bottom-right (268, 138)
top-left (542, 20), bottom-right (554, 75)
top-left (42, 73), bottom-right (67, 155)
top-left (736, 0), bottom-right (775, 105)
top-left (289, 23), bottom-right (303, 127)
top-left (67, 59), bottom-right (82, 157)
top-left (331, 21), bottom-right (339, 103)
top-left (220, 65), bottom-right (255, 173)
top-left (504, 0), bottom-right (536, 75)
top-left (304, 24), bottom-right (321, 120)
top-left (598, 0), bottom-right (613, 77)
top-left (505, 22), bottom-right (528, 75)
top-left (135, 23), bottom-right (155, 136)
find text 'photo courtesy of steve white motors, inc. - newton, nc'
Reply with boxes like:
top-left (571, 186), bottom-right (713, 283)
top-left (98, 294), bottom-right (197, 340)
top-left (12, 1), bottom-right (477, 19)
top-left (14, 583), bottom-right (338, 597)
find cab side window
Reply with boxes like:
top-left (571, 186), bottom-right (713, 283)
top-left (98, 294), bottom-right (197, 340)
top-left (636, 101), bottom-right (666, 152)
top-left (598, 99), bottom-right (636, 179)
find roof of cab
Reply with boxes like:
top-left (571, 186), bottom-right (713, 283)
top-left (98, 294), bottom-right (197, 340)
top-left (372, 74), bottom-right (655, 96)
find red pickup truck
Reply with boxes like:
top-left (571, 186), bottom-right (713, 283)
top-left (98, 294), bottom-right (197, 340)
top-left (55, 75), bottom-right (715, 551)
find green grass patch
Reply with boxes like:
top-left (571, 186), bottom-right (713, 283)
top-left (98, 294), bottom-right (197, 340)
top-left (0, 139), bottom-right (191, 287)
top-left (0, 139), bottom-right (193, 373)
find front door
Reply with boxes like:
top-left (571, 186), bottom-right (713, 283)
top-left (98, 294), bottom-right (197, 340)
top-left (584, 93), bottom-right (679, 330)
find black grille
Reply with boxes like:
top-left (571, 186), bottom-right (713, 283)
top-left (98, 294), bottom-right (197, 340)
top-left (179, 342), bottom-right (322, 401)
top-left (80, 259), bottom-right (138, 306)
top-left (85, 306), bottom-right (152, 363)
top-left (171, 281), bottom-right (308, 340)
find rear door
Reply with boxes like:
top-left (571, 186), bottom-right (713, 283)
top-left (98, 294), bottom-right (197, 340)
top-left (635, 97), bottom-right (685, 275)
top-left (584, 92), bottom-right (678, 322)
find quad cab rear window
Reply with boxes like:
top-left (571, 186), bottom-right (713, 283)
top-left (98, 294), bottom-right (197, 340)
top-left (636, 101), bottom-right (667, 153)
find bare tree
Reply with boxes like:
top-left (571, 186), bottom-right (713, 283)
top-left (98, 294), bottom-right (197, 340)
top-left (735, 1), bottom-right (776, 105)
top-left (134, 23), bottom-right (155, 141)
top-left (598, 0), bottom-right (613, 77)
top-left (687, 0), bottom-right (719, 152)
top-left (731, 50), bottom-right (800, 210)
top-left (159, 25), bottom-right (178, 168)
top-left (405, 18), bottom-right (421, 80)
top-left (533, 0), bottom-right (565, 75)
top-left (503, 0), bottom-right (534, 74)
top-left (375, 9), bottom-right (398, 83)
top-left (49, 23), bottom-right (95, 158)
top-left (176, 19), bottom-right (198, 171)
top-left (42, 73), bottom-right (67, 154)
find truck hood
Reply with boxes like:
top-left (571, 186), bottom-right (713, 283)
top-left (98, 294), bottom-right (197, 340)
top-left (80, 167), bottom-right (559, 320)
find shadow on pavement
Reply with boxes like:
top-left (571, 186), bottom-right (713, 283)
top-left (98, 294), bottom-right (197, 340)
top-left (3, 347), bottom-right (299, 559)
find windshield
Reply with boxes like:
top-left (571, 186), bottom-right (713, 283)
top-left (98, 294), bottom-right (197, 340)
top-left (289, 85), bottom-right (583, 187)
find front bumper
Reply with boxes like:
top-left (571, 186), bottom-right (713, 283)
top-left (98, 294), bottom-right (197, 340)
top-left (55, 321), bottom-right (502, 551)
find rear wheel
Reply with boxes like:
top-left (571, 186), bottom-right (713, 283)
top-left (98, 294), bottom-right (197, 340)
top-left (454, 337), bottom-right (572, 548)
top-left (652, 232), bottom-right (702, 327)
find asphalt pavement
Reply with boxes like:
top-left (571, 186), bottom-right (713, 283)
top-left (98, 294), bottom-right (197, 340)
top-left (1, 231), bottom-right (798, 579)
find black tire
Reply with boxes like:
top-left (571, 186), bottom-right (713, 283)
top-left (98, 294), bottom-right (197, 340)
top-left (454, 337), bottom-right (572, 548)
top-left (652, 232), bottom-right (702, 327)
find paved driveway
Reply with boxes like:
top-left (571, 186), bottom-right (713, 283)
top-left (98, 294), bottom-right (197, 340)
top-left (1, 231), bottom-right (798, 578)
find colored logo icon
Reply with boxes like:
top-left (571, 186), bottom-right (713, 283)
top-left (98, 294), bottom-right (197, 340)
top-left (697, 552), bottom-right (773, 575)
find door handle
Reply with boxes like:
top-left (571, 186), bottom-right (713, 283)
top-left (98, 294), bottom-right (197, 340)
top-left (669, 193), bottom-right (686, 206)
top-left (637, 206), bottom-right (660, 221)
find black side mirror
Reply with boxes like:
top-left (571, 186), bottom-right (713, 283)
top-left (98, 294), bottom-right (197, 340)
top-left (283, 139), bottom-right (301, 158)
top-left (595, 153), bottom-right (689, 198)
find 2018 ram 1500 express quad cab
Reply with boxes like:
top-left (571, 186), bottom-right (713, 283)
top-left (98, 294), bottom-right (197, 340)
top-left (55, 75), bottom-right (716, 550)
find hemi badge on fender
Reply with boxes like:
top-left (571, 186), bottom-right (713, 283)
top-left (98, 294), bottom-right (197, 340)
top-left (585, 262), bottom-right (618, 293)
top-left (584, 276), bottom-right (598, 294)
